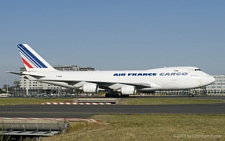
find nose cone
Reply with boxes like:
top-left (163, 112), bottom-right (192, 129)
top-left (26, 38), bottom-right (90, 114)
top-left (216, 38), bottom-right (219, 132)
top-left (200, 75), bottom-right (215, 86)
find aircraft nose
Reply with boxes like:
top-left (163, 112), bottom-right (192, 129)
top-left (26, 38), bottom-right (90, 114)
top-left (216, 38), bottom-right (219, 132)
top-left (210, 76), bottom-right (216, 83)
top-left (200, 75), bottom-right (215, 86)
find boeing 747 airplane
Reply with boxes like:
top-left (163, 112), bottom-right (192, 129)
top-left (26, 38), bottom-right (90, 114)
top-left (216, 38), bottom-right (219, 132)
top-left (9, 44), bottom-right (215, 97)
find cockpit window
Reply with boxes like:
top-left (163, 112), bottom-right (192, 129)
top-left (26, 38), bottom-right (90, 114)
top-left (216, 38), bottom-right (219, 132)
top-left (195, 69), bottom-right (201, 71)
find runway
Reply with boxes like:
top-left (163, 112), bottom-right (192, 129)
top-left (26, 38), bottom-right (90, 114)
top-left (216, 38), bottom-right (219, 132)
top-left (0, 101), bottom-right (225, 118)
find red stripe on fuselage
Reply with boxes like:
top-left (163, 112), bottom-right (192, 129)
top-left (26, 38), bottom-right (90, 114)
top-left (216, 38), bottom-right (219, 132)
top-left (22, 58), bottom-right (33, 68)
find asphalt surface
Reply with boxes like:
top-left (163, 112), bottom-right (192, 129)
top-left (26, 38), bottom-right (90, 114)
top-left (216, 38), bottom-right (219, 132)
top-left (0, 96), bottom-right (225, 118)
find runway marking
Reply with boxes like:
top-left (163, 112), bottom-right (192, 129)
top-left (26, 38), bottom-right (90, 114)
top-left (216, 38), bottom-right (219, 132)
top-left (41, 102), bottom-right (115, 105)
top-left (0, 117), bottom-right (98, 123)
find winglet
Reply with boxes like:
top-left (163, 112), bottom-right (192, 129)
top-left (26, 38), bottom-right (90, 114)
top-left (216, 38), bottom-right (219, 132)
top-left (17, 44), bottom-right (57, 72)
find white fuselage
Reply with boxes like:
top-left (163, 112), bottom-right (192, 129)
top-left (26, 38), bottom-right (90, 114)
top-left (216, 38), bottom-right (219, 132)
top-left (24, 66), bottom-right (215, 92)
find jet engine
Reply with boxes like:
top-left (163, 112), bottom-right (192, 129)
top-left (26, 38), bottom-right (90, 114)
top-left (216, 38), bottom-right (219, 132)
top-left (121, 86), bottom-right (136, 95)
top-left (83, 83), bottom-right (99, 93)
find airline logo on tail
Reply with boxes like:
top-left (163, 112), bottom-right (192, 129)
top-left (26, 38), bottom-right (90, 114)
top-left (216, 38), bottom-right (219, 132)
top-left (18, 44), bottom-right (47, 68)
top-left (17, 44), bottom-right (56, 71)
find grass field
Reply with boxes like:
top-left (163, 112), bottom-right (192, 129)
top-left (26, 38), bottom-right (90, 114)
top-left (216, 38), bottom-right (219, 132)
top-left (0, 98), bottom-right (73, 105)
top-left (42, 114), bottom-right (225, 141)
top-left (120, 97), bottom-right (224, 105)
top-left (0, 97), bottom-right (224, 140)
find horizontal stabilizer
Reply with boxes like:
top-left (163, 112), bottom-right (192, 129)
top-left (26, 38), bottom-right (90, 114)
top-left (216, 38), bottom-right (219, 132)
top-left (23, 72), bottom-right (44, 77)
top-left (6, 71), bottom-right (22, 75)
top-left (25, 75), bottom-right (38, 81)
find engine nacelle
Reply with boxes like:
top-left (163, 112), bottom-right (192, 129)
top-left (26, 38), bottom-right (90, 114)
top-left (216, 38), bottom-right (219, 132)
top-left (83, 83), bottom-right (99, 93)
top-left (121, 86), bottom-right (136, 95)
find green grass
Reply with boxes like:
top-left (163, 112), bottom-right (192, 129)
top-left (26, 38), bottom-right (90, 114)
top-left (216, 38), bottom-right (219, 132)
top-left (120, 98), bottom-right (224, 105)
top-left (0, 98), bottom-right (74, 105)
top-left (42, 114), bottom-right (225, 141)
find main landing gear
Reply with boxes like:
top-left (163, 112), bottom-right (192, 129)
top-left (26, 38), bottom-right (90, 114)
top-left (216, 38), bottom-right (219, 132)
top-left (188, 94), bottom-right (194, 97)
top-left (188, 89), bottom-right (195, 97)
top-left (105, 92), bottom-right (129, 98)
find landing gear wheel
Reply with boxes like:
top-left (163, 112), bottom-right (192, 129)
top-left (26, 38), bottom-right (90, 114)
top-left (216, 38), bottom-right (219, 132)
top-left (121, 94), bottom-right (129, 97)
top-left (105, 92), bottom-right (119, 97)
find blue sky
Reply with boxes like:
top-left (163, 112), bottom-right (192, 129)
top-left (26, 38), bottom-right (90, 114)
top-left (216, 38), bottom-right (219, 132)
top-left (1, 0), bottom-right (225, 87)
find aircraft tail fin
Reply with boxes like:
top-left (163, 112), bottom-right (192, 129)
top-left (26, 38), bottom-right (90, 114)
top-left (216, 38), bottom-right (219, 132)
top-left (17, 44), bottom-right (57, 72)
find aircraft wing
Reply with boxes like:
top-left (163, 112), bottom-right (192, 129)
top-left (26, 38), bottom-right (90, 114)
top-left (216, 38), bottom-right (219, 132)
top-left (40, 79), bottom-right (161, 92)
top-left (8, 70), bottom-right (161, 93)
top-left (95, 81), bottom-right (161, 91)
